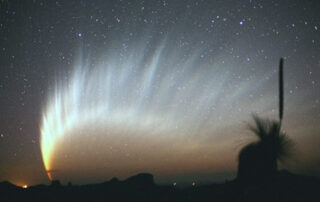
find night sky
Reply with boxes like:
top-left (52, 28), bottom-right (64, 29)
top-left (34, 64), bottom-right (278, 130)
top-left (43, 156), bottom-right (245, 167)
top-left (0, 0), bottom-right (319, 187)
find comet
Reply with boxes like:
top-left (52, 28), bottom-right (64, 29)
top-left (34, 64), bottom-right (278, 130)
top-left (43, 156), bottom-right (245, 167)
top-left (40, 38), bottom-right (273, 181)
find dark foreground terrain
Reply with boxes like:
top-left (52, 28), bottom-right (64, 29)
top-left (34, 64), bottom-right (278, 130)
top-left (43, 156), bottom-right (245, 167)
top-left (1, 170), bottom-right (320, 202)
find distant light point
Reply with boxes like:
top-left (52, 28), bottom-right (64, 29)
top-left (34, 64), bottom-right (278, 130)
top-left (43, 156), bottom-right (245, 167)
top-left (22, 185), bottom-right (28, 189)
top-left (78, 33), bottom-right (82, 37)
top-left (240, 21), bottom-right (243, 25)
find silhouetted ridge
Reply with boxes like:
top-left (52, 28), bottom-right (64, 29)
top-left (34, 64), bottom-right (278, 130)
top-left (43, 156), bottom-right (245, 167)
top-left (109, 177), bottom-right (119, 183)
top-left (1, 172), bottom-right (320, 201)
top-left (123, 173), bottom-right (154, 187)
top-left (0, 181), bottom-right (20, 190)
top-left (50, 180), bottom-right (61, 187)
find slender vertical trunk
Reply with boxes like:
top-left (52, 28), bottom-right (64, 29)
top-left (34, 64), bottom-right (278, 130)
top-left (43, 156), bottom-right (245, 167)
top-left (279, 58), bottom-right (284, 124)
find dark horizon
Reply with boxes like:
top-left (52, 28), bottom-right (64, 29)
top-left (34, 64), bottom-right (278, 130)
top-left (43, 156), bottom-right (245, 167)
top-left (1, 171), bottom-right (320, 202)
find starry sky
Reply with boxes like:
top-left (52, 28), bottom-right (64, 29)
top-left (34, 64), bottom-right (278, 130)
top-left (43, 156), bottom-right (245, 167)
top-left (0, 0), bottom-right (319, 187)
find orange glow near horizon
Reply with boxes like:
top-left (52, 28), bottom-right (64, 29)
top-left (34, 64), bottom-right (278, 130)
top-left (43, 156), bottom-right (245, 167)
top-left (47, 172), bottom-right (53, 181)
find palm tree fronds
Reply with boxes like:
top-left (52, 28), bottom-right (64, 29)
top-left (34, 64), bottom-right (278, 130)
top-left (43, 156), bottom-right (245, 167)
top-left (248, 115), bottom-right (293, 161)
top-left (274, 131), bottom-right (294, 161)
top-left (248, 115), bottom-right (269, 140)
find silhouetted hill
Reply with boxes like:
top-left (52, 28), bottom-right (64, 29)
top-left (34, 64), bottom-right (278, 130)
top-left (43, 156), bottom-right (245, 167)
top-left (123, 173), bottom-right (154, 186)
top-left (0, 181), bottom-right (21, 191)
top-left (1, 171), bottom-right (320, 201)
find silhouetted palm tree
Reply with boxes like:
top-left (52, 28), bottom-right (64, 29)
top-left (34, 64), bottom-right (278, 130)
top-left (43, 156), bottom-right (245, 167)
top-left (237, 58), bottom-right (292, 184)
top-left (237, 115), bottom-right (292, 183)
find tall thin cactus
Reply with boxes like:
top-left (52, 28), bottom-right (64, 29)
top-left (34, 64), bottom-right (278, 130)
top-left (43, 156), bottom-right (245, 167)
top-left (279, 58), bottom-right (284, 125)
